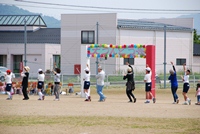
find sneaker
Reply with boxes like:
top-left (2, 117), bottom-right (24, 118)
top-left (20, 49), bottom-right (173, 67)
top-left (38, 98), bottom-right (42, 100)
top-left (182, 102), bottom-right (188, 105)
top-left (98, 100), bottom-right (103, 102)
top-left (188, 99), bottom-right (191, 105)
top-left (54, 99), bottom-right (59, 101)
top-left (172, 102), bottom-right (176, 104)
top-left (176, 99), bottom-right (179, 104)
top-left (6, 98), bottom-right (11, 100)
top-left (153, 98), bottom-right (156, 103)
top-left (103, 97), bottom-right (107, 102)
top-left (85, 99), bottom-right (89, 101)
top-left (144, 101), bottom-right (150, 104)
top-left (88, 96), bottom-right (91, 101)
top-left (42, 95), bottom-right (45, 100)
top-left (134, 98), bottom-right (136, 103)
top-left (128, 101), bottom-right (133, 103)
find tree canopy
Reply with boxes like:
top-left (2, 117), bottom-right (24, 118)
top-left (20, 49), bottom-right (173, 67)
top-left (194, 29), bottom-right (200, 44)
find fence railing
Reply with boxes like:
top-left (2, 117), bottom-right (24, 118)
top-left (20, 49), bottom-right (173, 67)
top-left (7, 73), bottom-right (200, 89)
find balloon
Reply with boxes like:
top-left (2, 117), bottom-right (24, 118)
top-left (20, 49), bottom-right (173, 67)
top-left (137, 44), bottom-right (140, 48)
top-left (91, 44), bottom-right (94, 48)
top-left (110, 44), bottom-right (113, 48)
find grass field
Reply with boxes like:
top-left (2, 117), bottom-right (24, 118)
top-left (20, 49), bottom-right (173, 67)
top-left (0, 87), bottom-right (199, 134)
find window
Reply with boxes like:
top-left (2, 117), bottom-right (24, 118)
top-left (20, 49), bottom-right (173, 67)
top-left (124, 58), bottom-right (134, 65)
top-left (81, 31), bottom-right (95, 44)
top-left (176, 58), bottom-right (186, 65)
top-left (13, 55), bottom-right (22, 73)
top-left (53, 55), bottom-right (61, 69)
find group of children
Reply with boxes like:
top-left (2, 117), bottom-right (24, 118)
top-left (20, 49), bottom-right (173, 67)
top-left (3, 63), bottom-right (200, 105)
top-left (4, 66), bottom-right (61, 101)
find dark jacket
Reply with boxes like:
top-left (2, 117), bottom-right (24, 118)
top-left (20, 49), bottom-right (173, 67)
top-left (22, 72), bottom-right (29, 87)
top-left (123, 65), bottom-right (135, 90)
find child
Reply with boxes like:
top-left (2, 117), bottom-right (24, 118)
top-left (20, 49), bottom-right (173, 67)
top-left (144, 65), bottom-right (156, 103)
top-left (181, 63), bottom-right (191, 105)
top-left (21, 66), bottom-right (30, 100)
top-left (52, 68), bottom-right (61, 101)
top-left (83, 64), bottom-right (91, 101)
top-left (123, 62), bottom-right (136, 103)
top-left (195, 83), bottom-right (200, 105)
top-left (5, 70), bottom-right (13, 100)
top-left (37, 69), bottom-right (45, 100)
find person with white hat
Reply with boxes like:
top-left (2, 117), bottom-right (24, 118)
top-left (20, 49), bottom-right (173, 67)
top-left (52, 68), bottom-right (61, 101)
top-left (168, 61), bottom-right (179, 104)
top-left (123, 62), bottom-right (136, 103)
top-left (83, 64), bottom-right (91, 101)
top-left (21, 66), bottom-right (30, 100)
top-left (144, 65), bottom-right (156, 103)
top-left (37, 69), bottom-right (45, 100)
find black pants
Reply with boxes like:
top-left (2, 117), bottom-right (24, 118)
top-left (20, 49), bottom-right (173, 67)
top-left (171, 86), bottom-right (178, 102)
top-left (22, 85), bottom-right (29, 99)
top-left (126, 87), bottom-right (135, 101)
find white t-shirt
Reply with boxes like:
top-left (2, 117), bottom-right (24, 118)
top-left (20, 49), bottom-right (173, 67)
top-left (54, 73), bottom-right (61, 82)
top-left (144, 71), bottom-right (152, 83)
top-left (96, 70), bottom-right (105, 86)
top-left (84, 72), bottom-right (90, 81)
top-left (183, 72), bottom-right (189, 83)
top-left (38, 73), bottom-right (45, 82)
top-left (5, 74), bottom-right (12, 84)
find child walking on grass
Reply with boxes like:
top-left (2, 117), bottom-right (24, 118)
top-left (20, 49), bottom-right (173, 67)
top-left (195, 83), bottom-right (200, 105)
top-left (5, 70), bottom-right (13, 100)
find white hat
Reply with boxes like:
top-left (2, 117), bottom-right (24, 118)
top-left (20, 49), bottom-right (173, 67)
top-left (98, 66), bottom-right (102, 70)
top-left (146, 67), bottom-right (151, 71)
top-left (38, 69), bottom-right (42, 72)
top-left (24, 66), bottom-right (30, 72)
top-left (84, 67), bottom-right (89, 71)
top-left (127, 67), bottom-right (132, 72)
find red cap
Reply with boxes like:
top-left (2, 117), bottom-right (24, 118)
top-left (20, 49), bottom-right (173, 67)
top-left (6, 70), bottom-right (11, 73)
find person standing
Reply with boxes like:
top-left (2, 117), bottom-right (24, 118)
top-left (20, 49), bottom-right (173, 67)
top-left (37, 69), bottom-right (45, 100)
top-left (5, 70), bottom-right (13, 100)
top-left (168, 61), bottom-right (179, 104)
top-left (52, 68), bottom-right (61, 101)
top-left (123, 62), bottom-right (136, 103)
top-left (144, 65), bottom-right (156, 104)
top-left (195, 83), bottom-right (200, 105)
top-left (96, 66), bottom-right (106, 102)
top-left (181, 63), bottom-right (191, 105)
top-left (21, 66), bottom-right (30, 100)
top-left (83, 64), bottom-right (91, 101)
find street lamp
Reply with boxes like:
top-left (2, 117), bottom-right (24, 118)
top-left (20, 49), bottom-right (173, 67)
top-left (24, 19), bottom-right (27, 66)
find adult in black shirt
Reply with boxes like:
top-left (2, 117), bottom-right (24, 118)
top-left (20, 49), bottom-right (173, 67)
top-left (21, 66), bottom-right (30, 100)
top-left (123, 62), bottom-right (136, 103)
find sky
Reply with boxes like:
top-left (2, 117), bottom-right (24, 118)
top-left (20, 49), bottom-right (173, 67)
top-left (0, 0), bottom-right (200, 20)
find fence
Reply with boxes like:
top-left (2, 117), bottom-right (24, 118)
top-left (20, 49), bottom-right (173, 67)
top-left (8, 73), bottom-right (200, 90)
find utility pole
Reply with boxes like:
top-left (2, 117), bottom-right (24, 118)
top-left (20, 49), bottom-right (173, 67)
top-left (164, 25), bottom-right (167, 89)
top-left (24, 19), bottom-right (27, 66)
top-left (96, 22), bottom-right (99, 75)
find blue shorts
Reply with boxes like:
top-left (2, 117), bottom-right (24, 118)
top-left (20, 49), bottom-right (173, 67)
top-left (145, 82), bottom-right (152, 92)
top-left (37, 81), bottom-right (44, 89)
top-left (183, 83), bottom-right (190, 93)
top-left (84, 81), bottom-right (90, 89)
top-left (6, 84), bottom-right (12, 91)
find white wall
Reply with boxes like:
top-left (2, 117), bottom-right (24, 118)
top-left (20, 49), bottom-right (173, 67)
top-left (118, 29), bottom-right (193, 74)
top-left (61, 13), bottom-right (117, 75)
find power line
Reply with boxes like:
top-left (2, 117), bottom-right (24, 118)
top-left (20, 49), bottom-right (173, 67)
top-left (14, 0), bottom-right (200, 12)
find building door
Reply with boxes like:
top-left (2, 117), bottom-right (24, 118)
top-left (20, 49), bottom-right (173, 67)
top-left (13, 55), bottom-right (22, 73)
top-left (53, 55), bottom-right (61, 69)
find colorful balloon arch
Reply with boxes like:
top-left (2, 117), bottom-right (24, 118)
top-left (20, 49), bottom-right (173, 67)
top-left (87, 44), bottom-right (146, 58)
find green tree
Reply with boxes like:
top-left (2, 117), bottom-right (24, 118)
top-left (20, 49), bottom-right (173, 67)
top-left (194, 29), bottom-right (200, 44)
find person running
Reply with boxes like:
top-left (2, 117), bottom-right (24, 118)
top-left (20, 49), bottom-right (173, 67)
top-left (21, 66), bottom-right (30, 100)
top-left (123, 62), bottom-right (136, 103)
top-left (195, 83), bottom-right (200, 105)
top-left (5, 70), bottom-right (13, 100)
top-left (52, 68), bottom-right (61, 101)
top-left (144, 65), bottom-right (156, 104)
top-left (96, 66), bottom-right (106, 102)
top-left (168, 61), bottom-right (179, 104)
top-left (83, 64), bottom-right (91, 101)
top-left (181, 63), bottom-right (191, 105)
top-left (37, 69), bottom-right (45, 100)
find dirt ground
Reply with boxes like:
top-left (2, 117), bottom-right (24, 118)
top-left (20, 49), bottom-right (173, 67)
top-left (0, 87), bottom-right (199, 134)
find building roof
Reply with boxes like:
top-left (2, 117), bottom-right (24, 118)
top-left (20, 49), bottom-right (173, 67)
top-left (194, 44), bottom-right (200, 56)
top-left (0, 28), bottom-right (60, 44)
top-left (0, 15), bottom-right (47, 27)
top-left (117, 19), bottom-right (193, 32)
